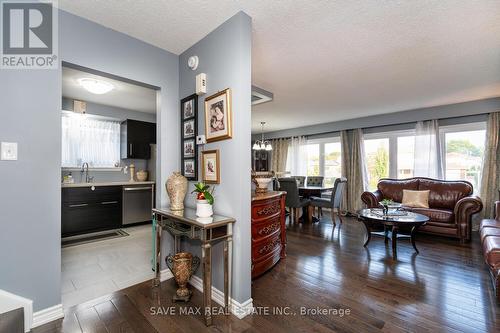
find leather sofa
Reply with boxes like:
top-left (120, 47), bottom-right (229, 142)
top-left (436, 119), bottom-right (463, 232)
top-left (361, 177), bottom-right (483, 243)
top-left (480, 201), bottom-right (500, 302)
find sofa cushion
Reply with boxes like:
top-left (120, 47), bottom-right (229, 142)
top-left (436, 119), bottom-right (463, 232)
top-left (402, 190), bottom-right (429, 208)
top-left (408, 207), bottom-right (454, 224)
top-left (480, 219), bottom-right (500, 230)
top-left (480, 227), bottom-right (500, 244)
top-left (418, 178), bottom-right (472, 210)
top-left (377, 178), bottom-right (419, 203)
top-left (483, 236), bottom-right (500, 269)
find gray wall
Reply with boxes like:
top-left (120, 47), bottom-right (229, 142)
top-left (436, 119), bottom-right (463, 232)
top-left (256, 97), bottom-right (499, 140)
top-left (0, 9), bottom-right (179, 312)
top-left (62, 97), bottom-right (157, 123)
top-left (179, 12), bottom-right (253, 303)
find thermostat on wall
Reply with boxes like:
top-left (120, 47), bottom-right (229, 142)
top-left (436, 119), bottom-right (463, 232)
top-left (196, 73), bottom-right (207, 95)
top-left (196, 135), bottom-right (206, 145)
top-left (1, 142), bottom-right (18, 161)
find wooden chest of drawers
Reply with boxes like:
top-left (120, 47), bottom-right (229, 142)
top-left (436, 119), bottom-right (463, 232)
top-left (251, 191), bottom-right (286, 279)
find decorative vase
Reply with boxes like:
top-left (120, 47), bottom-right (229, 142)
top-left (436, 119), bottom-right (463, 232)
top-left (165, 252), bottom-right (200, 302)
top-left (382, 204), bottom-right (389, 215)
top-left (166, 172), bottom-right (187, 211)
top-left (251, 170), bottom-right (275, 193)
top-left (129, 164), bottom-right (136, 182)
top-left (196, 199), bottom-right (213, 217)
top-left (136, 170), bottom-right (148, 181)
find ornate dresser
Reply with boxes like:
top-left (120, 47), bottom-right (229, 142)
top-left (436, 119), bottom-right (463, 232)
top-left (251, 191), bottom-right (286, 279)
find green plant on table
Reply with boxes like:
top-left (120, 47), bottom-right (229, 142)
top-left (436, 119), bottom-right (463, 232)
top-left (380, 199), bottom-right (394, 206)
top-left (191, 182), bottom-right (215, 205)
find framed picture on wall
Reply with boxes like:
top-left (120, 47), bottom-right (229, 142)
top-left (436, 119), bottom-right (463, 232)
top-left (201, 149), bottom-right (220, 184)
top-left (204, 88), bottom-right (232, 143)
top-left (180, 94), bottom-right (198, 180)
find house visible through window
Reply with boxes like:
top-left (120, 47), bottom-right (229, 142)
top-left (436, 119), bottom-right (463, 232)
top-left (61, 113), bottom-right (121, 168)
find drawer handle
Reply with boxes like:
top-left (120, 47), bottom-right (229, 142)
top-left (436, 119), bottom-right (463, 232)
top-left (258, 239), bottom-right (280, 254)
top-left (124, 187), bottom-right (152, 191)
top-left (258, 221), bottom-right (280, 236)
top-left (101, 201), bottom-right (118, 205)
top-left (69, 203), bottom-right (88, 208)
top-left (256, 204), bottom-right (280, 216)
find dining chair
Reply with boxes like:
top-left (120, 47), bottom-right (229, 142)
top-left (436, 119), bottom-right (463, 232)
top-left (307, 176), bottom-right (324, 187)
top-left (291, 176), bottom-right (306, 187)
top-left (308, 177), bottom-right (347, 225)
top-left (279, 178), bottom-right (311, 223)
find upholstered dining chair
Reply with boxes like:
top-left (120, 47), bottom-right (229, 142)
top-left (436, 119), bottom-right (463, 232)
top-left (291, 176), bottom-right (306, 187)
top-left (307, 176), bottom-right (324, 187)
top-left (308, 177), bottom-right (347, 225)
top-left (279, 178), bottom-right (311, 223)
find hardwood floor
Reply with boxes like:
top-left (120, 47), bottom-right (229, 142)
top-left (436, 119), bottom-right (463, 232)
top-left (34, 213), bottom-right (500, 333)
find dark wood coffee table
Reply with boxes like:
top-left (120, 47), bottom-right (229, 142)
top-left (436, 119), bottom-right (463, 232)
top-left (357, 208), bottom-right (428, 259)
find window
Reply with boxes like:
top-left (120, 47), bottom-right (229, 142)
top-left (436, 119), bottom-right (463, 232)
top-left (324, 142), bottom-right (342, 187)
top-left (304, 137), bottom-right (342, 186)
top-left (62, 113), bottom-right (121, 168)
top-left (306, 143), bottom-right (320, 176)
top-left (440, 123), bottom-right (486, 192)
top-left (397, 136), bottom-right (415, 178)
top-left (364, 138), bottom-right (390, 190)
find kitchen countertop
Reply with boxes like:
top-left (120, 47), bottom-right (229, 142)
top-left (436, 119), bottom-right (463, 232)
top-left (62, 181), bottom-right (155, 188)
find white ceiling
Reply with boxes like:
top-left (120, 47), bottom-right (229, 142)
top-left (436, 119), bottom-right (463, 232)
top-left (62, 67), bottom-right (157, 113)
top-left (59, 0), bottom-right (500, 132)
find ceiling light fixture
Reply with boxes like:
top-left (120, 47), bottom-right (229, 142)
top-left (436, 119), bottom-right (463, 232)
top-left (78, 78), bottom-right (114, 95)
top-left (253, 122), bottom-right (272, 151)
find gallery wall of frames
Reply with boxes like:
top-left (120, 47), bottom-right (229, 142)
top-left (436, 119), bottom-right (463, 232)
top-left (180, 88), bottom-right (232, 184)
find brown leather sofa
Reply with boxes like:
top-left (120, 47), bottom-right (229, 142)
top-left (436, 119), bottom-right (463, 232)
top-left (361, 177), bottom-right (483, 243)
top-left (480, 201), bottom-right (500, 302)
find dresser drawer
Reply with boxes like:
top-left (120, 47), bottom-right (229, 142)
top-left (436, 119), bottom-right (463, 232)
top-left (252, 245), bottom-right (281, 279)
top-left (252, 231), bottom-right (281, 259)
top-left (252, 215), bottom-right (281, 242)
top-left (251, 197), bottom-right (282, 220)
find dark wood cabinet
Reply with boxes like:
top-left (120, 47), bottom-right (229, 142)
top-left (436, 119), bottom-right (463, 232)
top-left (251, 191), bottom-right (286, 279)
top-left (62, 186), bottom-right (122, 237)
top-left (120, 119), bottom-right (156, 159)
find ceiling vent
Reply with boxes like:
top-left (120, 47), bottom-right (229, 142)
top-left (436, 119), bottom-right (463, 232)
top-left (252, 85), bottom-right (273, 106)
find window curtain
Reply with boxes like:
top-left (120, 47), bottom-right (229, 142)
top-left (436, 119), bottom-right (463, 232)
top-left (270, 138), bottom-right (289, 174)
top-left (480, 112), bottom-right (500, 219)
top-left (62, 115), bottom-right (121, 167)
top-left (286, 136), bottom-right (308, 176)
top-left (341, 129), bottom-right (368, 214)
top-left (413, 120), bottom-right (444, 178)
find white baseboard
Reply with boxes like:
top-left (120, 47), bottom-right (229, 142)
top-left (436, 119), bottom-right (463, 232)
top-left (32, 304), bottom-right (64, 329)
top-left (189, 275), bottom-right (253, 319)
top-left (160, 268), bottom-right (173, 281)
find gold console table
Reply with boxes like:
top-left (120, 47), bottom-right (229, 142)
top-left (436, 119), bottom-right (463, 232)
top-left (152, 207), bottom-right (235, 326)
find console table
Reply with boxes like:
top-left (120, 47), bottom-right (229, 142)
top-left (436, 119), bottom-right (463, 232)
top-left (152, 207), bottom-right (235, 326)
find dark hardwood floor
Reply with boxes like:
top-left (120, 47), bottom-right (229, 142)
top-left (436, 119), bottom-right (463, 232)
top-left (34, 213), bottom-right (500, 333)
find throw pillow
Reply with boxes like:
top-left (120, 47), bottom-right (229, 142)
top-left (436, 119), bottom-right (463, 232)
top-left (402, 189), bottom-right (430, 208)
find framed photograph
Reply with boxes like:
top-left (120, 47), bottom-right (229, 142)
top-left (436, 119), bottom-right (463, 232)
top-left (183, 159), bottom-right (196, 178)
top-left (180, 94), bottom-right (198, 180)
top-left (183, 139), bottom-right (195, 158)
top-left (201, 150), bottom-right (220, 184)
top-left (183, 119), bottom-right (195, 138)
top-left (204, 88), bottom-right (232, 143)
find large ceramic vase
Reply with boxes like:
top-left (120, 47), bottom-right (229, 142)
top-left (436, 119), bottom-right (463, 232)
top-left (165, 252), bottom-right (200, 302)
top-left (166, 172), bottom-right (187, 211)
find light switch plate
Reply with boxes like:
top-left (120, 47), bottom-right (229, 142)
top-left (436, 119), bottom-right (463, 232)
top-left (1, 142), bottom-right (18, 160)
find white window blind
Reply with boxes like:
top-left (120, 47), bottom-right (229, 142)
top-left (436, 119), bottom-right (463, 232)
top-left (62, 114), bottom-right (121, 168)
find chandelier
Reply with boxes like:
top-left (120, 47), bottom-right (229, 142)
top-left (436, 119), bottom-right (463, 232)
top-left (252, 122), bottom-right (272, 151)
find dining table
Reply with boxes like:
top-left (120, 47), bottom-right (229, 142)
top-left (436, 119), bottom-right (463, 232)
top-left (298, 185), bottom-right (333, 222)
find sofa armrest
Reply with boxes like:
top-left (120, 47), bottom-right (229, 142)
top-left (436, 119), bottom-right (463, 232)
top-left (495, 201), bottom-right (500, 221)
top-left (454, 196), bottom-right (483, 242)
top-left (361, 190), bottom-right (382, 208)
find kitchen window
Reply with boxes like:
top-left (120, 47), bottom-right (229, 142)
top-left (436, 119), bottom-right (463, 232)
top-left (61, 113), bottom-right (121, 168)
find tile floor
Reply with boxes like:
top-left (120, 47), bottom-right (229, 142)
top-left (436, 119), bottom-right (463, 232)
top-left (61, 224), bottom-right (154, 308)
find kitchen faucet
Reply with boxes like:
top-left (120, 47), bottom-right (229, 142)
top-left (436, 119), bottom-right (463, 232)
top-left (81, 162), bottom-right (93, 183)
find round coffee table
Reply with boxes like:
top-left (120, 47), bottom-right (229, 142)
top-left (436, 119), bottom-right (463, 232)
top-left (358, 208), bottom-right (428, 259)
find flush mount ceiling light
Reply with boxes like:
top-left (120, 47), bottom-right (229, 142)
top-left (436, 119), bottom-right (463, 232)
top-left (78, 78), bottom-right (114, 95)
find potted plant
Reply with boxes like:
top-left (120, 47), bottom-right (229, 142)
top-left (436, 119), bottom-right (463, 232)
top-left (192, 182), bottom-right (215, 217)
top-left (379, 199), bottom-right (394, 215)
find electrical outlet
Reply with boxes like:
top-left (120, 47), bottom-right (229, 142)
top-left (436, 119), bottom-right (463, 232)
top-left (1, 142), bottom-right (18, 161)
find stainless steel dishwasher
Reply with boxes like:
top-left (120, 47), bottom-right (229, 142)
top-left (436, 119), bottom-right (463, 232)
top-left (122, 184), bottom-right (155, 225)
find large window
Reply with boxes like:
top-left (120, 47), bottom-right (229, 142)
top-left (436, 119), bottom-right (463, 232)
top-left (306, 143), bottom-right (320, 176)
top-left (324, 142), bottom-right (342, 187)
top-left (62, 113), bottom-right (121, 168)
top-left (364, 138), bottom-right (390, 190)
top-left (441, 124), bottom-right (486, 192)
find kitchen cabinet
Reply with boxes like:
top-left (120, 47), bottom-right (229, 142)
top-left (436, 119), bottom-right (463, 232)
top-left (120, 119), bottom-right (156, 159)
top-left (62, 186), bottom-right (122, 237)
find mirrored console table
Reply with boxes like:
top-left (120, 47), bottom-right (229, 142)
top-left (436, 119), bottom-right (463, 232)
top-left (152, 207), bottom-right (235, 326)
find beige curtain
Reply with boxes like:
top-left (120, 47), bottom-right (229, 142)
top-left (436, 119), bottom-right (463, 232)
top-left (341, 129), bottom-right (369, 214)
top-left (480, 112), bottom-right (500, 219)
top-left (270, 138), bottom-right (289, 174)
